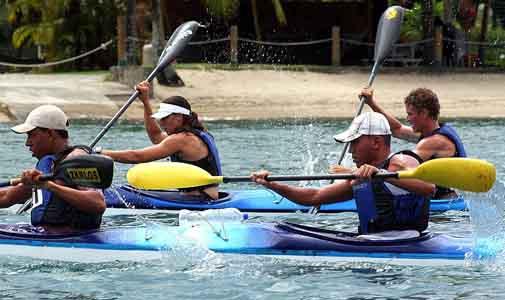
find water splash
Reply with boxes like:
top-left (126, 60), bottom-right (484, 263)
top-left (465, 181), bottom-right (505, 265)
top-left (161, 226), bottom-right (216, 272)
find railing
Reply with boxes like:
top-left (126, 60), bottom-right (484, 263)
top-left (181, 25), bottom-right (505, 68)
top-left (0, 26), bottom-right (504, 69)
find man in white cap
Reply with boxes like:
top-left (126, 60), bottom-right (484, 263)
top-left (251, 112), bottom-right (435, 238)
top-left (0, 105), bottom-right (106, 232)
top-left (98, 81), bottom-right (221, 200)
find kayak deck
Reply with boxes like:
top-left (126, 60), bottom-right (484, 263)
top-left (0, 222), bottom-right (491, 265)
top-left (0, 224), bottom-right (170, 263)
top-left (104, 185), bottom-right (467, 214)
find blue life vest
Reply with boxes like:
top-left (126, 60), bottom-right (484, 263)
top-left (31, 155), bottom-right (56, 226)
top-left (31, 148), bottom-right (102, 229)
top-left (423, 123), bottom-right (467, 158)
top-left (422, 123), bottom-right (466, 197)
top-left (170, 129), bottom-right (222, 176)
top-left (352, 151), bottom-right (430, 234)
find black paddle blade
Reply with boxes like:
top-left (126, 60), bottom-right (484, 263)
top-left (374, 6), bottom-right (405, 64)
top-left (157, 21), bottom-right (201, 69)
top-left (54, 154), bottom-right (114, 189)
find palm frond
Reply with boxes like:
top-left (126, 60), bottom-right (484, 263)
top-left (12, 25), bottom-right (35, 48)
top-left (271, 0), bottom-right (287, 26)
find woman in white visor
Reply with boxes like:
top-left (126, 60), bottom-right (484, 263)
top-left (99, 81), bottom-right (222, 200)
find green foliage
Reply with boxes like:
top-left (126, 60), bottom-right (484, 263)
top-left (202, 0), bottom-right (287, 26)
top-left (8, 0), bottom-right (70, 61)
top-left (400, 1), bottom-right (444, 41)
top-left (7, 0), bottom-right (119, 70)
top-left (460, 5), bottom-right (505, 68)
top-left (482, 26), bottom-right (505, 67)
top-left (201, 0), bottom-right (240, 20)
top-left (11, 25), bottom-right (34, 48)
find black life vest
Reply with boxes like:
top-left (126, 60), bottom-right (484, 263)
top-left (31, 145), bottom-right (103, 230)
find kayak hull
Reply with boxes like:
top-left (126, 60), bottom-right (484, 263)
top-left (0, 222), bottom-right (491, 265)
top-left (104, 185), bottom-right (467, 214)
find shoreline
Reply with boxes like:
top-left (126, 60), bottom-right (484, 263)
top-left (0, 69), bottom-right (503, 123)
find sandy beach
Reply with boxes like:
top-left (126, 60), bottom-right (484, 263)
top-left (0, 69), bottom-right (504, 123)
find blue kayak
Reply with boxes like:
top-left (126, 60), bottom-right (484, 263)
top-left (0, 222), bottom-right (496, 265)
top-left (104, 185), bottom-right (467, 214)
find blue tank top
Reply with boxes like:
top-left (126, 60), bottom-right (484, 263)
top-left (352, 151), bottom-right (430, 234)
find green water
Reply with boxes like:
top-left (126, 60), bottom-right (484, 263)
top-left (0, 119), bottom-right (505, 299)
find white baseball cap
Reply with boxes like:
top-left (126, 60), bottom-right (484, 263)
top-left (11, 105), bottom-right (69, 134)
top-left (333, 112), bottom-right (391, 143)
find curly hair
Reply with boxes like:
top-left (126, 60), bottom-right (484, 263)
top-left (404, 88), bottom-right (440, 120)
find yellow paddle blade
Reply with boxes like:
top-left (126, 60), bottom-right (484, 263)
top-left (127, 162), bottom-right (223, 190)
top-left (398, 158), bottom-right (496, 193)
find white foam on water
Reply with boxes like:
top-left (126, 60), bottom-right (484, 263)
top-left (465, 181), bottom-right (505, 267)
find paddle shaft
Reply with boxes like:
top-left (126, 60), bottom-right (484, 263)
top-left (309, 9), bottom-right (399, 214)
top-left (0, 175), bottom-right (53, 188)
top-left (310, 7), bottom-right (405, 214)
top-left (309, 57), bottom-right (380, 215)
top-left (0, 179), bottom-right (19, 188)
top-left (224, 172), bottom-right (398, 183)
top-left (89, 21), bottom-right (201, 149)
top-left (335, 63), bottom-right (379, 165)
top-left (89, 65), bottom-right (163, 149)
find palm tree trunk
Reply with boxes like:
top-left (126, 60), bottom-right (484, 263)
top-left (152, 0), bottom-right (162, 65)
top-left (443, 0), bottom-right (453, 23)
top-left (251, 0), bottom-right (262, 40)
top-left (478, 0), bottom-right (491, 64)
top-left (159, 0), bottom-right (167, 39)
top-left (422, 0), bottom-right (435, 63)
top-left (117, 15), bottom-right (127, 66)
top-left (126, 0), bottom-right (138, 65)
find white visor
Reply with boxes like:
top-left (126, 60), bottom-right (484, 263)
top-left (151, 103), bottom-right (191, 120)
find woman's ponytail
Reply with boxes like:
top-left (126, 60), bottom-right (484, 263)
top-left (189, 112), bottom-right (206, 131)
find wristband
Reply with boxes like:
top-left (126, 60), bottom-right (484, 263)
top-left (93, 146), bottom-right (103, 154)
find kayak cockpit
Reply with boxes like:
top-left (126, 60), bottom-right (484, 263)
top-left (115, 185), bottom-right (232, 204)
top-left (277, 222), bottom-right (432, 246)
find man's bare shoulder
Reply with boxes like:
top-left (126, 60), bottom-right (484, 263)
top-left (64, 148), bottom-right (89, 159)
top-left (389, 153), bottom-right (420, 171)
top-left (417, 135), bottom-right (456, 158)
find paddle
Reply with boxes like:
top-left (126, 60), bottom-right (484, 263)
top-left (89, 20), bottom-right (202, 149)
top-left (0, 154), bottom-right (114, 189)
top-left (126, 158), bottom-right (496, 193)
top-left (310, 5), bottom-right (406, 214)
